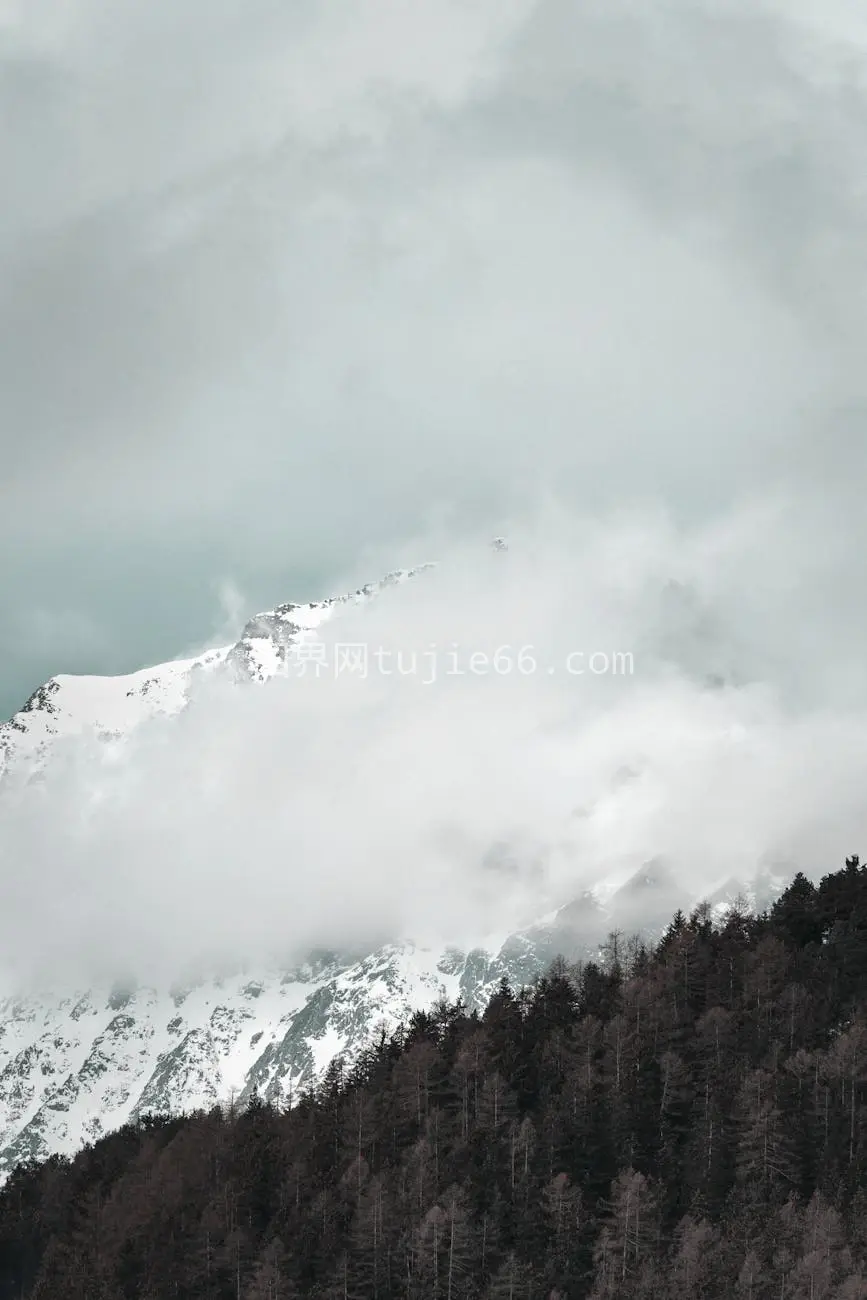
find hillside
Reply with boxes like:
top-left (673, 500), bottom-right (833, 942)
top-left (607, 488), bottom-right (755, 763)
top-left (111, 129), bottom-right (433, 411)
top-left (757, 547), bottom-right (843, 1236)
top-left (0, 862), bottom-right (777, 1184)
top-left (1, 857), bottom-right (866, 1298)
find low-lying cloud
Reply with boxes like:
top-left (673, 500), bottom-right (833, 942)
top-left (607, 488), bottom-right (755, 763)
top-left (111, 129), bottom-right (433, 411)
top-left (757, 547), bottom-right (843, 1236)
top-left (2, 508), bottom-right (867, 990)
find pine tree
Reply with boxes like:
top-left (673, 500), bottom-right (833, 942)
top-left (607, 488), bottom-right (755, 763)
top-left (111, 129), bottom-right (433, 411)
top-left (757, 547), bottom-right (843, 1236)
top-left (244, 1237), bottom-right (297, 1300)
top-left (788, 1190), bottom-right (850, 1300)
top-left (590, 1169), bottom-right (660, 1299)
top-left (735, 1069), bottom-right (798, 1195)
top-left (661, 1214), bottom-right (721, 1299)
top-left (483, 1251), bottom-right (535, 1300)
top-left (347, 1175), bottom-right (389, 1300)
top-left (734, 1249), bottom-right (768, 1300)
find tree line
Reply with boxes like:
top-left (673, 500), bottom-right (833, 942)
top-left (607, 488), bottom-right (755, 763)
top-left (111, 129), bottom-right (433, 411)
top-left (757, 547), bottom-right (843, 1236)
top-left (2, 856), bottom-right (867, 1298)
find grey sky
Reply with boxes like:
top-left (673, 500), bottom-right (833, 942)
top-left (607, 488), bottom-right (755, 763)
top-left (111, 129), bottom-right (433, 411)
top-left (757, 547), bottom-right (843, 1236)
top-left (1, 0), bottom-right (867, 719)
top-left (5, 0), bottom-right (867, 983)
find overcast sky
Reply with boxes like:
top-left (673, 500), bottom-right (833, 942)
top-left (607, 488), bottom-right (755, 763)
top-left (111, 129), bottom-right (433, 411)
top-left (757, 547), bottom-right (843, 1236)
top-left (3, 0), bottom-right (867, 983)
top-left (3, 0), bottom-right (867, 716)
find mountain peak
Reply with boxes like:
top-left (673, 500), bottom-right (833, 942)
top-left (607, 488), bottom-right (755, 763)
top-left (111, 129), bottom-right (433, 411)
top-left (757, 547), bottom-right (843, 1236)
top-left (0, 564), bottom-right (438, 788)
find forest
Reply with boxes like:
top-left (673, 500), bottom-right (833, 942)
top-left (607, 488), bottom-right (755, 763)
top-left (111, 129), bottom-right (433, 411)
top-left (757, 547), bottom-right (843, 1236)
top-left (1, 857), bottom-right (867, 1298)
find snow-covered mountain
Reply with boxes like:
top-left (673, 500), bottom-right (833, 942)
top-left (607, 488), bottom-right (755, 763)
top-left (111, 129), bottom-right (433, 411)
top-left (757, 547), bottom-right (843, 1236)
top-left (0, 862), bottom-right (784, 1183)
top-left (0, 566), bottom-right (433, 790)
top-left (0, 941), bottom-right (503, 1180)
top-left (0, 558), bottom-right (788, 1183)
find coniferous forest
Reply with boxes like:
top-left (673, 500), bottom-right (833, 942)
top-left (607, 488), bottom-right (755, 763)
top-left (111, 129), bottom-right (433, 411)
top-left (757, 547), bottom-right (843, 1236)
top-left (2, 859), bottom-right (867, 1299)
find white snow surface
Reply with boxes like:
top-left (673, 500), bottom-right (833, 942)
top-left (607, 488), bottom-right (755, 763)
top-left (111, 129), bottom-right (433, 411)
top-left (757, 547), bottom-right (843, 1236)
top-left (0, 940), bottom-right (512, 1182)
top-left (0, 568), bottom-right (431, 789)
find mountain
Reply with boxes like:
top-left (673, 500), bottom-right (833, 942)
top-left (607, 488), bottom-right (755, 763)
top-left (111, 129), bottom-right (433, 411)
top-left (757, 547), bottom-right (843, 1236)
top-left (0, 559), bottom-right (788, 1184)
top-left (3, 860), bottom-right (863, 1300)
top-left (0, 566), bottom-right (434, 791)
top-left (0, 861), bottom-right (783, 1183)
top-left (0, 940), bottom-right (505, 1181)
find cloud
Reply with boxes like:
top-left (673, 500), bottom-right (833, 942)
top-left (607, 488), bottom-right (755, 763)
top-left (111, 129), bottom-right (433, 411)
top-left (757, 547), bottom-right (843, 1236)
top-left (2, 509), bottom-right (867, 989)
top-left (2, 0), bottom-right (867, 982)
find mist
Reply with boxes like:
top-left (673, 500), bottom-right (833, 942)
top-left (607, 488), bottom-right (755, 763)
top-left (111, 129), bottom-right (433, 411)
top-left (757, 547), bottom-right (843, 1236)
top-left (2, 507), bottom-right (867, 990)
top-left (2, 0), bottom-right (867, 986)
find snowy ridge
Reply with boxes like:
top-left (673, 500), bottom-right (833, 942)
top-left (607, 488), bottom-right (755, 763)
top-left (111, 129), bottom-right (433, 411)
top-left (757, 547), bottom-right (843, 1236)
top-left (0, 864), bottom-right (785, 1183)
top-left (0, 936), bottom-right (542, 1181)
top-left (0, 566), bottom-right (434, 788)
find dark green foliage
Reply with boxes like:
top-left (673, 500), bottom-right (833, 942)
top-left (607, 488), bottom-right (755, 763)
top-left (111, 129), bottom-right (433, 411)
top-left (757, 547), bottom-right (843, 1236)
top-left (3, 859), bottom-right (867, 1297)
